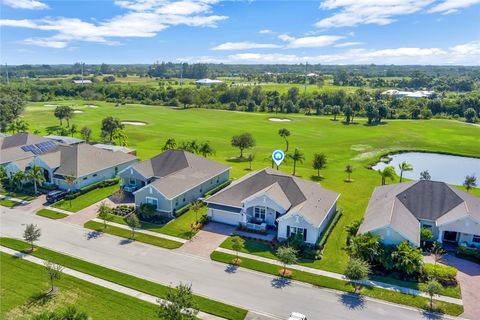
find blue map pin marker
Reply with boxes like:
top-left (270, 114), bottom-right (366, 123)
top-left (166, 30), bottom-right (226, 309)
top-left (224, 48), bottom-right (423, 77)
top-left (272, 150), bottom-right (285, 166)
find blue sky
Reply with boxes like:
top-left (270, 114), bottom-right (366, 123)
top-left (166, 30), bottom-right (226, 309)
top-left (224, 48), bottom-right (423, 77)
top-left (1, 0), bottom-right (479, 65)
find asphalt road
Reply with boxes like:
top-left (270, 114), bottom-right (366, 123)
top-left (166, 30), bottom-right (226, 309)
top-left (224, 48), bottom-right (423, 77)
top-left (0, 206), bottom-right (458, 320)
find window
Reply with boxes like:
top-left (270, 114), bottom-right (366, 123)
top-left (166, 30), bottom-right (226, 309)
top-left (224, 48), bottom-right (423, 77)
top-left (146, 197), bottom-right (158, 208)
top-left (129, 178), bottom-right (136, 186)
top-left (473, 235), bottom-right (480, 243)
top-left (422, 224), bottom-right (432, 230)
top-left (289, 226), bottom-right (305, 238)
top-left (254, 207), bottom-right (266, 221)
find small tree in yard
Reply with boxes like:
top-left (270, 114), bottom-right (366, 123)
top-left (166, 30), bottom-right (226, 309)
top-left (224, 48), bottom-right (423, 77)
top-left (246, 153), bottom-right (255, 170)
top-left (190, 200), bottom-right (203, 224)
top-left (430, 242), bottom-right (446, 266)
top-left (344, 258), bottom-right (370, 293)
top-left (125, 213), bottom-right (140, 238)
top-left (463, 175), bottom-right (477, 192)
top-left (378, 166), bottom-right (396, 185)
top-left (231, 236), bottom-right (245, 264)
top-left (276, 246), bottom-right (298, 277)
top-left (64, 174), bottom-right (76, 207)
top-left (44, 261), bottom-right (63, 293)
top-left (23, 223), bottom-right (41, 251)
top-left (420, 227), bottom-right (433, 247)
top-left (345, 164), bottom-right (353, 182)
top-left (158, 283), bottom-right (198, 320)
top-left (97, 201), bottom-right (111, 229)
top-left (423, 279), bottom-right (443, 311)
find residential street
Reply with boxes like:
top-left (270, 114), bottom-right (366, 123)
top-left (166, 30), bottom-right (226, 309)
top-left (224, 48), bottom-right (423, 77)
top-left (0, 206), bottom-right (463, 320)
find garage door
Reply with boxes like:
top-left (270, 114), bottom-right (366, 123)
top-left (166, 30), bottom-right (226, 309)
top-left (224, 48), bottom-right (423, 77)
top-left (209, 209), bottom-right (240, 226)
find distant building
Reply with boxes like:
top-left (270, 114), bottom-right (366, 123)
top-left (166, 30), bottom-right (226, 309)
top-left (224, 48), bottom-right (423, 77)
top-left (306, 73), bottom-right (318, 77)
top-left (93, 144), bottom-right (137, 156)
top-left (72, 79), bottom-right (92, 84)
top-left (381, 89), bottom-right (434, 99)
top-left (45, 135), bottom-right (85, 145)
top-left (195, 78), bottom-right (223, 86)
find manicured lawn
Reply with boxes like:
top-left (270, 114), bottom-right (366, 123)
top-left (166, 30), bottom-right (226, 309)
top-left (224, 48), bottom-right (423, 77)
top-left (0, 252), bottom-right (159, 320)
top-left (219, 237), bottom-right (461, 298)
top-left (24, 101), bottom-right (480, 274)
top-left (83, 220), bottom-right (183, 249)
top-left (210, 251), bottom-right (463, 317)
top-left (0, 237), bottom-right (247, 320)
top-left (105, 207), bottom-right (207, 240)
top-left (52, 183), bottom-right (119, 212)
top-left (0, 199), bottom-right (18, 208)
top-left (36, 208), bottom-right (69, 220)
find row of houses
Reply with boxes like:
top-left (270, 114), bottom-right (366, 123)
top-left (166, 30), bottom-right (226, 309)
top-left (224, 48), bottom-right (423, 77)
top-left (1, 132), bottom-right (478, 247)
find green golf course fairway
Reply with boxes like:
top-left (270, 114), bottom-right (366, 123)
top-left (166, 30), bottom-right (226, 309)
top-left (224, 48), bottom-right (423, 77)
top-left (23, 100), bottom-right (480, 272)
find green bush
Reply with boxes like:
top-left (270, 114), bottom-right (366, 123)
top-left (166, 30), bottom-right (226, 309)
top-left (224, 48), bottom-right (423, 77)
top-left (112, 205), bottom-right (135, 217)
top-left (174, 203), bottom-right (191, 217)
top-left (422, 263), bottom-right (457, 286)
top-left (456, 246), bottom-right (480, 263)
top-left (204, 179), bottom-right (232, 198)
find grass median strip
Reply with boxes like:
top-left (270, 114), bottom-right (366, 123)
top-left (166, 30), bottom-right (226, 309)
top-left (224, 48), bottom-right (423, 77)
top-left (83, 221), bottom-right (183, 249)
top-left (0, 237), bottom-right (247, 320)
top-left (36, 208), bottom-right (69, 220)
top-left (0, 199), bottom-right (19, 208)
top-left (210, 251), bottom-right (463, 317)
top-left (1, 252), bottom-right (159, 320)
top-left (219, 237), bottom-right (461, 299)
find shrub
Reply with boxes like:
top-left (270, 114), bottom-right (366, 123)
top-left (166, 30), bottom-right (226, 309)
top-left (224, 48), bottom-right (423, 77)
top-left (112, 205), bottom-right (135, 217)
top-left (422, 263), bottom-right (457, 286)
top-left (456, 246), bottom-right (480, 263)
top-left (64, 178), bottom-right (119, 200)
top-left (174, 203), bottom-right (191, 217)
top-left (204, 179), bottom-right (232, 198)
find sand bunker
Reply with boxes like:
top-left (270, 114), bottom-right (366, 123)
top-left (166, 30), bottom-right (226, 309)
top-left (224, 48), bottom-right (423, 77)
top-left (73, 110), bottom-right (84, 113)
top-left (85, 104), bottom-right (99, 108)
top-left (121, 121), bottom-right (146, 126)
top-left (269, 117), bottom-right (291, 122)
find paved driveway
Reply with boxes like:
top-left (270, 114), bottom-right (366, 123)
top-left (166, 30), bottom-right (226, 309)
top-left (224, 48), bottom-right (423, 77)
top-left (1, 208), bottom-right (459, 320)
top-left (425, 253), bottom-right (479, 320)
top-left (176, 222), bottom-right (235, 257)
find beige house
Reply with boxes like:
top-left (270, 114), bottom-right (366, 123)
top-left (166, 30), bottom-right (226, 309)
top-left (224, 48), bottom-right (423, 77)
top-left (359, 180), bottom-right (480, 247)
top-left (206, 168), bottom-right (340, 245)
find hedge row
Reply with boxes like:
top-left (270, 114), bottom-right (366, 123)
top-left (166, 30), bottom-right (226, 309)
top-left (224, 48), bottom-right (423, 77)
top-left (65, 178), bottom-right (119, 200)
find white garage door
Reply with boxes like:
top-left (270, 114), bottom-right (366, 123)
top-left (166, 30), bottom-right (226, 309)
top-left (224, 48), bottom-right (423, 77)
top-left (209, 208), bottom-right (240, 226)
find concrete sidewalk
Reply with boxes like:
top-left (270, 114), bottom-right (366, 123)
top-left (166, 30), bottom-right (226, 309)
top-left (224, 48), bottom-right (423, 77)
top-left (216, 248), bottom-right (463, 306)
top-left (92, 218), bottom-right (187, 244)
top-left (0, 246), bottom-right (224, 320)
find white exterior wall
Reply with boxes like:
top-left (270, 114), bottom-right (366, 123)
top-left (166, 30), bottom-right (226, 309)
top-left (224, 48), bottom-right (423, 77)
top-left (207, 207), bottom-right (241, 225)
top-left (54, 160), bottom-right (136, 191)
top-left (278, 214), bottom-right (320, 244)
top-left (317, 203), bottom-right (337, 237)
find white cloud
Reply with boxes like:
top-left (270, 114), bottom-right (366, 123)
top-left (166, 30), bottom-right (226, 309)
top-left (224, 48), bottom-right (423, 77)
top-left (212, 41), bottom-right (281, 50)
top-left (316, 0), bottom-right (434, 28)
top-left (449, 41), bottom-right (480, 55)
top-left (259, 29), bottom-right (273, 34)
top-left (334, 41), bottom-right (363, 47)
top-left (2, 0), bottom-right (48, 10)
top-left (428, 0), bottom-right (480, 14)
top-left (279, 34), bottom-right (345, 48)
top-left (1, 0), bottom-right (227, 48)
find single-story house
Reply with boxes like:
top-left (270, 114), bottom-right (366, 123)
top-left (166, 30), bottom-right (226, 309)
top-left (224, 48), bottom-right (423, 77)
top-left (93, 143), bottom-right (137, 156)
top-left (205, 168), bottom-right (340, 245)
top-left (119, 150), bottom-right (230, 214)
top-left (358, 180), bottom-right (480, 247)
top-left (1, 132), bottom-right (138, 191)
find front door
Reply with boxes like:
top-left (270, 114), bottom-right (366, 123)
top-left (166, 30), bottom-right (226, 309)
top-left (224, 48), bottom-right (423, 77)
top-left (443, 231), bottom-right (458, 243)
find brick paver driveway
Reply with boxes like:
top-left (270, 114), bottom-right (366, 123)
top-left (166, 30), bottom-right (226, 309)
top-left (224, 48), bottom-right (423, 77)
top-left (176, 222), bottom-right (236, 258)
top-left (425, 253), bottom-right (480, 320)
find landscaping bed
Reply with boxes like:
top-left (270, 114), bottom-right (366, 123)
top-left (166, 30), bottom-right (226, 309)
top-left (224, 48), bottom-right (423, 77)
top-left (0, 238), bottom-right (247, 320)
top-left (210, 251), bottom-right (463, 316)
top-left (36, 208), bottom-right (69, 220)
top-left (83, 221), bottom-right (183, 249)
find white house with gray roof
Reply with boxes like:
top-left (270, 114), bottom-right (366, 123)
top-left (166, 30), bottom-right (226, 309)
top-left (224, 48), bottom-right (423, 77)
top-left (119, 150), bottom-right (230, 214)
top-left (205, 168), bottom-right (340, 245)
top-left (359, 180), bottom-right (480, 247)
top-left (1, 132), bottom-right (138, 191)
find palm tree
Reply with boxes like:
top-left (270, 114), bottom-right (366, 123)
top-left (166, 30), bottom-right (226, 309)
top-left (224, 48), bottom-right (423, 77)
top-left (26, 165), bottom-right (45, 195)
top-left (378, 166), bottom-right (396, 185)
top-left (199, 142), bottom-right (215, 158)
top-left (6, 121), bottom-right (17, 134)
top-left (69, 124), bottom-right (78, 137)
top-left (278, 128), bottom-right (291, 152)
top-left (463, 175), bottom-right (477, 192)
top-left (11, 171), bottom-right (26, 191)
top-left (15, 119), bottom-right (29, 132)
top-left (287, 148), bottom-right (305, 176)
top-left (398, 161), bottom-right (413, 182)
top-left (345, 164), bottom-right (353, 182)
top-left (64, 174), bottom-right (76, 207)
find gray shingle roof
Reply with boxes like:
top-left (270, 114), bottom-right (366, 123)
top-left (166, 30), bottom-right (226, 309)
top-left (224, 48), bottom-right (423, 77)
top-left (134, 150), bottom-right (230, 199)
top-left (54, 144), bottom-right (138, 178)
top-left (1, 132), bottom-right (50, 150)
top-left (207, 168), bottom-right (340, 227)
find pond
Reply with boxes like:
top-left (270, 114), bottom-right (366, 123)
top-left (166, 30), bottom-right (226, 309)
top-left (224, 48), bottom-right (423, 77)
top-left (372, 152), bottom-right (480, 185)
